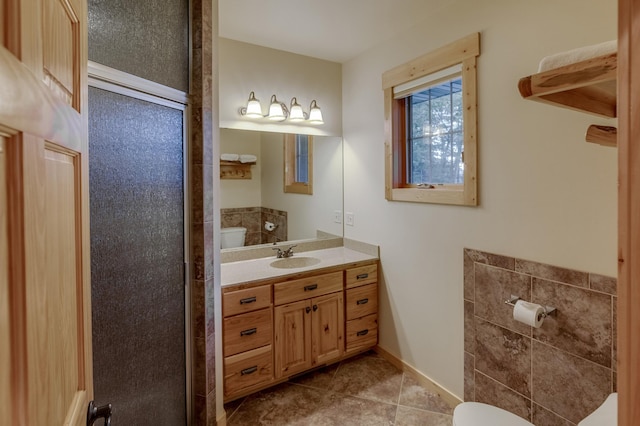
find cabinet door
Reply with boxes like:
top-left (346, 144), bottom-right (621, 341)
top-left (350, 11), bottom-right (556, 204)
top-left (274, 300), bottom-right (312, 379)
top-left (311, 292), bottom-right (344, 366)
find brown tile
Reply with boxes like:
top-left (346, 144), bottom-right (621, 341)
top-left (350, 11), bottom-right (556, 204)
top-left (241, 212), bottom-right (261, 233)
top-left (205, 277), bottom-right (215, 337)
top-left (532, 403), bottom-right (574, 426)
top-left (204, 222), bottom-right (214, 281)
top-left (464, 300), bottom-right (475, 354)
top-left (475, 371), bottom-right (531, 421)
top-left (612, 297), bottom-right (617, 372)
top-left (308, 392), bottom-right (397, 426)
top-left (192, 279), bottom-right (205, 338)
top-left (203, 163), bottom-right (214, 223)
top-left (221, 212), bottom-right (242, 228)
top-left (289, 363), bottom-right (340, 390)
top-left (191, 164), bottom-right (204, 224)
top-left (475, 264), bottom-right (532, 335)
top-left (475, 319), bottom-right (531, 397)
top-left (515, 259), bottom-right (588, 287)
top-left (193, 394), bottom-right (206, 426)
top-left (464, 352), bottom-right (474, 402)
top-left (532, 340), bottom-right (611, 424)
top-left (206, 335), bottom-right (216, 394)
top-left (589, 273), bottom-right (617, 296)
top-left (226, 383), bottom-right (327, 425)
top-left (329, 351), bottom-right (403, 404)
top-left (206, 388), bottom-right (216, 426)
top-left (464, 248), bottom-right (515, 270)
top-left (613, 369), bottom-right (617, 392)
top-left (399, 374), bottom-right (455, 414)
top-left (192, 223), bottom-right (204, 280)
top-left (394, 406), bottom-right (452, 426)
top-left (532, 278), bottom-right (612, 367)
top-left (463, 249), bottom-right (475, 301)
top-left (193, 337), bottom-right (206, 396)
top-left (244, 232), bottom-right (261, 246)
top-left (224, 397), bottom-right (245, 422)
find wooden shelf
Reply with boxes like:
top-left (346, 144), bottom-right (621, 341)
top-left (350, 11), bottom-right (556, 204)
top-left (220, 160), bottom-right (256, 179)
top-left (585, 124), bottom-right (617, 147)
top-left (518, 52), bottom-right (617, 118)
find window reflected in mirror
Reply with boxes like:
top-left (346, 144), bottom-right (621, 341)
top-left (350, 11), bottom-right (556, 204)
top-left (284, 133), bottom-right (313, 195)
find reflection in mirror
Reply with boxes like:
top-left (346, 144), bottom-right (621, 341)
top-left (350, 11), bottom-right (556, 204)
top-left (284, 134), bottom-right (313, 195)
top-left (220, 129), bottom-right (343, 249)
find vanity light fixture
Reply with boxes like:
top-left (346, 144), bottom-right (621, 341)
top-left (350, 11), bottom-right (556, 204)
top-left (238, 92), bottom-right (324, 125)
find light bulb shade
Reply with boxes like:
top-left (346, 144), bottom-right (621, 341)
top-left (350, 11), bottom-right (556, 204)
top-left (244, 91), bottom-right (263, 118)
top-left (268, 95), bottom-right (287, 121)
top-left (308, 100), bottom-right (324, 124)
top-left (288, 97), bottom-right (305, 122)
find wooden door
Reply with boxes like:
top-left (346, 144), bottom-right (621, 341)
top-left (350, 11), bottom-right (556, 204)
top-left (311, 292), bottom-right (344, 366)
top-left (274, 300), bottom-right (312, 379)
top-left (1, 0), bottom-right (92, 424)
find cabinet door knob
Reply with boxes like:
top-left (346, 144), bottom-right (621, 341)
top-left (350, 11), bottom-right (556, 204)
top-left (305, 306), bottom-right (311, 314)
top-left (313, 304), bottom-right (318, 311)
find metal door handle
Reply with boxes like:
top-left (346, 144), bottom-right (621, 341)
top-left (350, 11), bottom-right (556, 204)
top-left (356, 298), bottom-right (369, 305)
top-left (87, 400), bottom-right (112, 426)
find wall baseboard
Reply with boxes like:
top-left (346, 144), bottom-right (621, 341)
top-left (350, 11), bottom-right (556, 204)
top-left (216, 409), bottom-right (227, 426)
top-left (374, 345), bottom-right (462, 409)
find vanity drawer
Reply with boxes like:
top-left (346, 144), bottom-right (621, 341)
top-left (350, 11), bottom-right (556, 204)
top-left (223, 308), bottom-right (272, 357)
top-left (345, 264), bottom-right (377, 289)
top-left (223, 284), bottom-right (271, 317)
top-left (274, 271), bottom-right (343, 305)
top-left (345, 283), bottom-right (378, 321)
top-left (346, 314), bottom-right (378, 353)
top-left (224, 345), bottom-right (273, 397)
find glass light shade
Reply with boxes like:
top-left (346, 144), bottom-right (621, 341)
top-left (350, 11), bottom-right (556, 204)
top-left (288, 97), bottom-right (305, 122)
top-left (268, 95), bottom-right (287, 121)
top-left (308, 100), bottom-right (324, 124)
top-left (244, 92), bottom-right (263, 118)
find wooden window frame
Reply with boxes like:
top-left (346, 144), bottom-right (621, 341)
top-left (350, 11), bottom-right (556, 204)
top-left (283, 133), bottom-right (313, 195)
top-left (383, 33), bottom-right (480, 206)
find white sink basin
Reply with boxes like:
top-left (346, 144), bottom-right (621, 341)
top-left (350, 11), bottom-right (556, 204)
top-left (270, 256), bottom-right (321, 269)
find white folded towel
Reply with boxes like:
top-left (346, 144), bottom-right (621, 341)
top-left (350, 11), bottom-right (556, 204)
top-left (221, 153), bottom-right (239, 161)
top-left (538, 40), bottom-right (616, 72)
top-left (239, 154), bottom-right (257, 163)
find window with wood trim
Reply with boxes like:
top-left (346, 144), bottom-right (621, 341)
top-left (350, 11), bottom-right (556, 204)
top-left (383, 33), bottom-right (479, 206)
top-left (284, 133), bottom-right (313, 195)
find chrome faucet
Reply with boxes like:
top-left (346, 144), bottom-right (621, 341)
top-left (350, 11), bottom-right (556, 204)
top-left (273, 245), bottom-right (297, 258)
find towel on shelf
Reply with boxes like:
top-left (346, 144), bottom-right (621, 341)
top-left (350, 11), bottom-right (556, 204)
top-left (537, 40), bottom-right (616, 72)
top-left (239, 154), bottom-right (257, 163)
top-left (221, 153), bottom-right (239, 161)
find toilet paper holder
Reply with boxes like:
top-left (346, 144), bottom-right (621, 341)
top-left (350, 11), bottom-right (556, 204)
top-left (504, 295), bottom-right (557, 317)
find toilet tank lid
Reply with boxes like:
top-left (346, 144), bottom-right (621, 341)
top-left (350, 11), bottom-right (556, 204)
top-left (578, 393), bottom-right (617, 426)
top-left (453, 402), bottom-right (533, 426)
top-left (221, 227), bottom-right (246, 233)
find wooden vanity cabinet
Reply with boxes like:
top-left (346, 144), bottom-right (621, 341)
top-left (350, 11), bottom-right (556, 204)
top-left (345, 265), bottom-right (379, 353)
top-left (273, 272), bottom-right (344, 379)
top-left (222, 261), bottom-right (378, 402)
top-left (222, 283), bottom-right (273, 399)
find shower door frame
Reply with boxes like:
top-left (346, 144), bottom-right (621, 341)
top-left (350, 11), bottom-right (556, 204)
top-left (87, 61), bottom-right (193, 424)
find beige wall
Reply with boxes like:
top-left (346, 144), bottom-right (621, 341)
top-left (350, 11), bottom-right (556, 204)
top-left (220, 129), bottom-right (262, 208)
top-left (219, 38), bottom-right (342, 137)
top-left (342, 0), bottom-right (617, 397)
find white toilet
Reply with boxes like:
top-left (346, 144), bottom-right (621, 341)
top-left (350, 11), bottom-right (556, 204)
top-left (453, 393), bottom-right (617, 426)
top-left (220, 227), bottom-right (247, 248)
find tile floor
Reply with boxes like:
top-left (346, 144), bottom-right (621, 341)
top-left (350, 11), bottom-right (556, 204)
top-left (225, 351), bottom-right (457, 425)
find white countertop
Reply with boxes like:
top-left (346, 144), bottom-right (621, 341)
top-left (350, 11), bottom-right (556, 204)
top-left (221, 246), bottom-right (378, 287)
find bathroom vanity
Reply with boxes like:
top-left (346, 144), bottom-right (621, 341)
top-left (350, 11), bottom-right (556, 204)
top-left (221, 246), bottom-right (378, 402)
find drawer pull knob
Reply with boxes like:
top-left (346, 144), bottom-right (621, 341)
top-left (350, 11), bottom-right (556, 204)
top-left (240, 296), bottom-right (257, 304)
top-left (304, 284), bottom-right (318, 291)
top-left (241, 366), bottom-right (258, 376)
top-left (357, 329), bottom-right (369, 336)
top-left (240, 328), bottom-right (257, 336)
top-left (356, 273), bottom-right (369, 279)
top-left (356, 298), bottom-right (369, 305)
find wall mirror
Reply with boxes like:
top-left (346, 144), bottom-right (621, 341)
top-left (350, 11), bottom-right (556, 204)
top-left (220, 128), bottom-right (343, 250)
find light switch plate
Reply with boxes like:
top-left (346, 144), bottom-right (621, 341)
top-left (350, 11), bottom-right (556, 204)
top-left (345, 212), bottom-right (354, 226)
top-left (333, 210), bottom-right (342, 223)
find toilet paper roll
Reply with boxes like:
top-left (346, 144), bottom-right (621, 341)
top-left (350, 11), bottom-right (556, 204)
top-left (264, 221), bottom-right (276, 231)
top-left (513, 300), bottom-right (545, 328)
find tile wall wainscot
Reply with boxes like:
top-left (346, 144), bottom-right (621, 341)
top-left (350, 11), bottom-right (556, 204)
top-left (463, 248), bottom-right (617, 426)
top-left (221, 207), bottom-right (287, 245)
